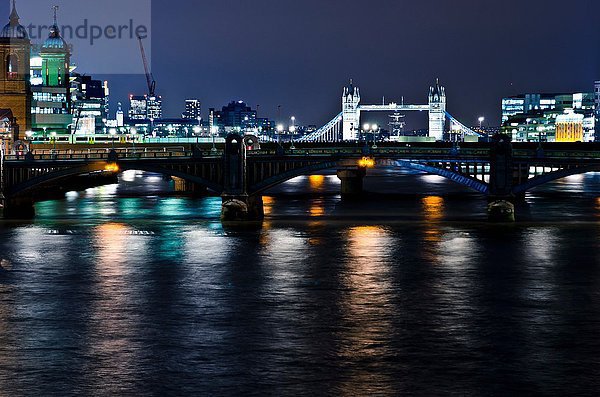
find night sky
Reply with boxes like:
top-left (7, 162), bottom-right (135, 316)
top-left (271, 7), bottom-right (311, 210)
top-left (16, 0), bottom-right (600, 127)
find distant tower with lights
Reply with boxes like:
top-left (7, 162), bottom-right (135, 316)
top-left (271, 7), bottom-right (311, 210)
top-left (428, 79), bottom-right (446, 141)
top-left (342, 79), bottom-right (360, 141)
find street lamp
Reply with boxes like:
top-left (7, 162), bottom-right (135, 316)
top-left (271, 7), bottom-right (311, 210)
top-left (276, 124), bottom-right (284, 145)
top-left (25, 130), bottom-right (33, 153)
top-left (211, 125), bottom-right (218, 152)
top-left (371, 124), bottom-right (379, 149)
top-left (51, 131), bottom-right (57, 154)
top-left (478, 116), bottom-right (485, 131)
top-left (109, 128), bottom-right (117, 149)
top-left (290, 116), bottom-right (296, 150)
top-left (130, 127), bottom-right (137, 154)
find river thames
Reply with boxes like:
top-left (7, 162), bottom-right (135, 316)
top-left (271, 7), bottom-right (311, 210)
top-left (0, 168), bottom-right (599, 395)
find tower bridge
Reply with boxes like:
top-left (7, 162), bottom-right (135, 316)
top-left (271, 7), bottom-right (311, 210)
top-left (299, 79), bottom-right (482, 142)
top-left (2, 135), bottom-right (600, 221)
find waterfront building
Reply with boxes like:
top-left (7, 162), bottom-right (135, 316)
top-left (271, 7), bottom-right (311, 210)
top-left (501, 92), bottom-right (595, 142)
top-left (182, 99), bottom-right (201, 120)
top-left (555, 112), bottom-right (584, 142)
top-left (0, 1), bottom-right (32, 139)
top-left (30, 9), bottom-right (73, 135)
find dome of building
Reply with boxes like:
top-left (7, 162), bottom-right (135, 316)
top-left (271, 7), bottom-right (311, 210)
top-left (0, 1), bottom-right (28, 39)
top-left (41, 25), bottom-right (67, 50)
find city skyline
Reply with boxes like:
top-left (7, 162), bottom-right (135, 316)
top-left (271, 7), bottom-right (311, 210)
top-left (108, 0), bottom-right (599, 125)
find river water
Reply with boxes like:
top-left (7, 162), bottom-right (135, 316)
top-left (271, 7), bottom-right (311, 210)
top-left (0, 168), bottom-right (599, 395)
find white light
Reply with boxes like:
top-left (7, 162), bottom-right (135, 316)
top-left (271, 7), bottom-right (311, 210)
top-left (109, 128), bottom-right (117, 135)
top-left (291, 116), bottom-right (295, 122)
top-left (363, 123), bottom-right (370, 131)
top-left (372, 124), bottom-right (378, 130)
top-left (193, 126), bottom-right (201, 134)
top-left (25, 130), bottom-right (33, 137)
top-left (289, 125), bottom-right (296, 133)
top-left (130, 127), bottom-right (137, 135)
top-left (277, 124), bottom-right (284, 132)
top-left (478, 117), bottom-right (485, 123)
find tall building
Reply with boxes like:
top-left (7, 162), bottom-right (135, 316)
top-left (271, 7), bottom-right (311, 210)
top-left (428, 79), bottom-right (446, 141)
top-left (30, 8), bottom-right (73, 135)
top-left (146, 95), bottom-right (162, 119)
top-left (71, 75), bottom-right (109, 134)
top-left (0, 0), bottom-right (32, 138)
top-left (214, 100), bottom-right (257, 131)
top-left (342, 80), bottom-right (360, 141)
top-left (182, 98), bottom-right (201, 119)
top-left (128, 94), bottom-right (162, 120)
top-left (128, 95), bottom-right (147, 120)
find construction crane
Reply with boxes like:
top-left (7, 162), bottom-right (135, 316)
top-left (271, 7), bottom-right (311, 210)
top-left (136, 34), bottom-right (156, 97)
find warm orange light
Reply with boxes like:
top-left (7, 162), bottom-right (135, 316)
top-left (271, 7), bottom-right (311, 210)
top-left (358, 157), bottom-right (375, 168)
top-left (104, 163), bottom-right (120, 172)
top-left (308, 175), bottom-right (325, 189)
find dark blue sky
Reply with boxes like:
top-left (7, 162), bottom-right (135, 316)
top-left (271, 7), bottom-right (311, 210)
top-left (12, 0), bottom-right (600, 127)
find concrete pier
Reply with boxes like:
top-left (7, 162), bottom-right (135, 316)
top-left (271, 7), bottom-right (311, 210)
top-left (337, 168), bottom-right (366, 198)
top-left (221, 194), bottom-right (264, 222)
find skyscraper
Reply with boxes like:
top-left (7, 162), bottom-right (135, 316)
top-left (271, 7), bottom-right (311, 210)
top-left (182, 99), bottom-right (201, 120)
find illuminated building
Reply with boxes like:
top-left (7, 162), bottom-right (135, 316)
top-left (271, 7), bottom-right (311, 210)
top-left (71, 75), bottom-right (109, 134)
top-left (214, 101), bottom-right (257, 131)
top-left (0, 1), bottom-right (32, 138)
top-left (146, 95), bottom-right (162, 119)
top-left (502, 92), bottom-right (595, 142)
top-left (128, 95), bottom-right (147, 120)
top-left (182, 99), bottom-right (201, 119)
top-left (30, 8), bottom-right (73, 135)
top-left (555, 112), bottom-right (584, 142)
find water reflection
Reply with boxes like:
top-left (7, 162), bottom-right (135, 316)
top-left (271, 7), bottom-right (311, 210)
top-left (422, 196), bottom-right (445, 248)
top-left (338, 225), bottom-right (395, 394)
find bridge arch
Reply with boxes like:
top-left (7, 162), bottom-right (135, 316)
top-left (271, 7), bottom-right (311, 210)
top-left (513, 165), bottom-right (600, 194)
top-left (248, 158), bottom-right (490, 195)
top-left (249, 161), bottom-right (341, 194)
top-left (8, 161), bottom-right (224, 198)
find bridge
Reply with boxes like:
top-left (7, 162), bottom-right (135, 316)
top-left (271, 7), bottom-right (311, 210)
top-left (2, 134), bottom-right (600, 221)
top-left (299, 79), bottom-right (482, 142)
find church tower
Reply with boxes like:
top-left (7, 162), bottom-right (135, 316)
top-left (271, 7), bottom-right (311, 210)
top-left (342, 79), bottom-right (360, 141)
top-left (428, 79), bottom-right (446, 141)
top-left (0, 0), bottom-right (32, 138)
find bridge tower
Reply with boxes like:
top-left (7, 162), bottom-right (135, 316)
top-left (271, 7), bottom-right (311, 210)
top-left (428, 79), bottom-right (446, 141)
top-left (342, 80), bottom-right (360, 141)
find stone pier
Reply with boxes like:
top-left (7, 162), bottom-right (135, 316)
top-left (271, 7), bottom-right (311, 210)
top-left (337, 167), bottom-right (366, 198)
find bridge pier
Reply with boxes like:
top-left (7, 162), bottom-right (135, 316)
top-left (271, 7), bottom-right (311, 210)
top-left (221, 194), bottom-right (264, 222)
top-left (488, 134), bottom-right (517, 222)
top-left (2, 196), bottom-right (35, 219)
top-left (337, 168), bottom-right (366, 198)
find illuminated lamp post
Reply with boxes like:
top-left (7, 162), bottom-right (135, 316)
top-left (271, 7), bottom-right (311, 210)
top-left (478, 116), bottom-right (485, 131)
top-left (130, 127), bottom-right (137, 154)
top-left (276, 124), bottom-right (284, 145)
top-left (211, 125), bottom-right (218, 152)
top-left (109, 128), bottom-right (117, 149)
top-left (371, 124), bottom-right (379, 149)
top-left (290, 116), bottom-right (296, 150)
